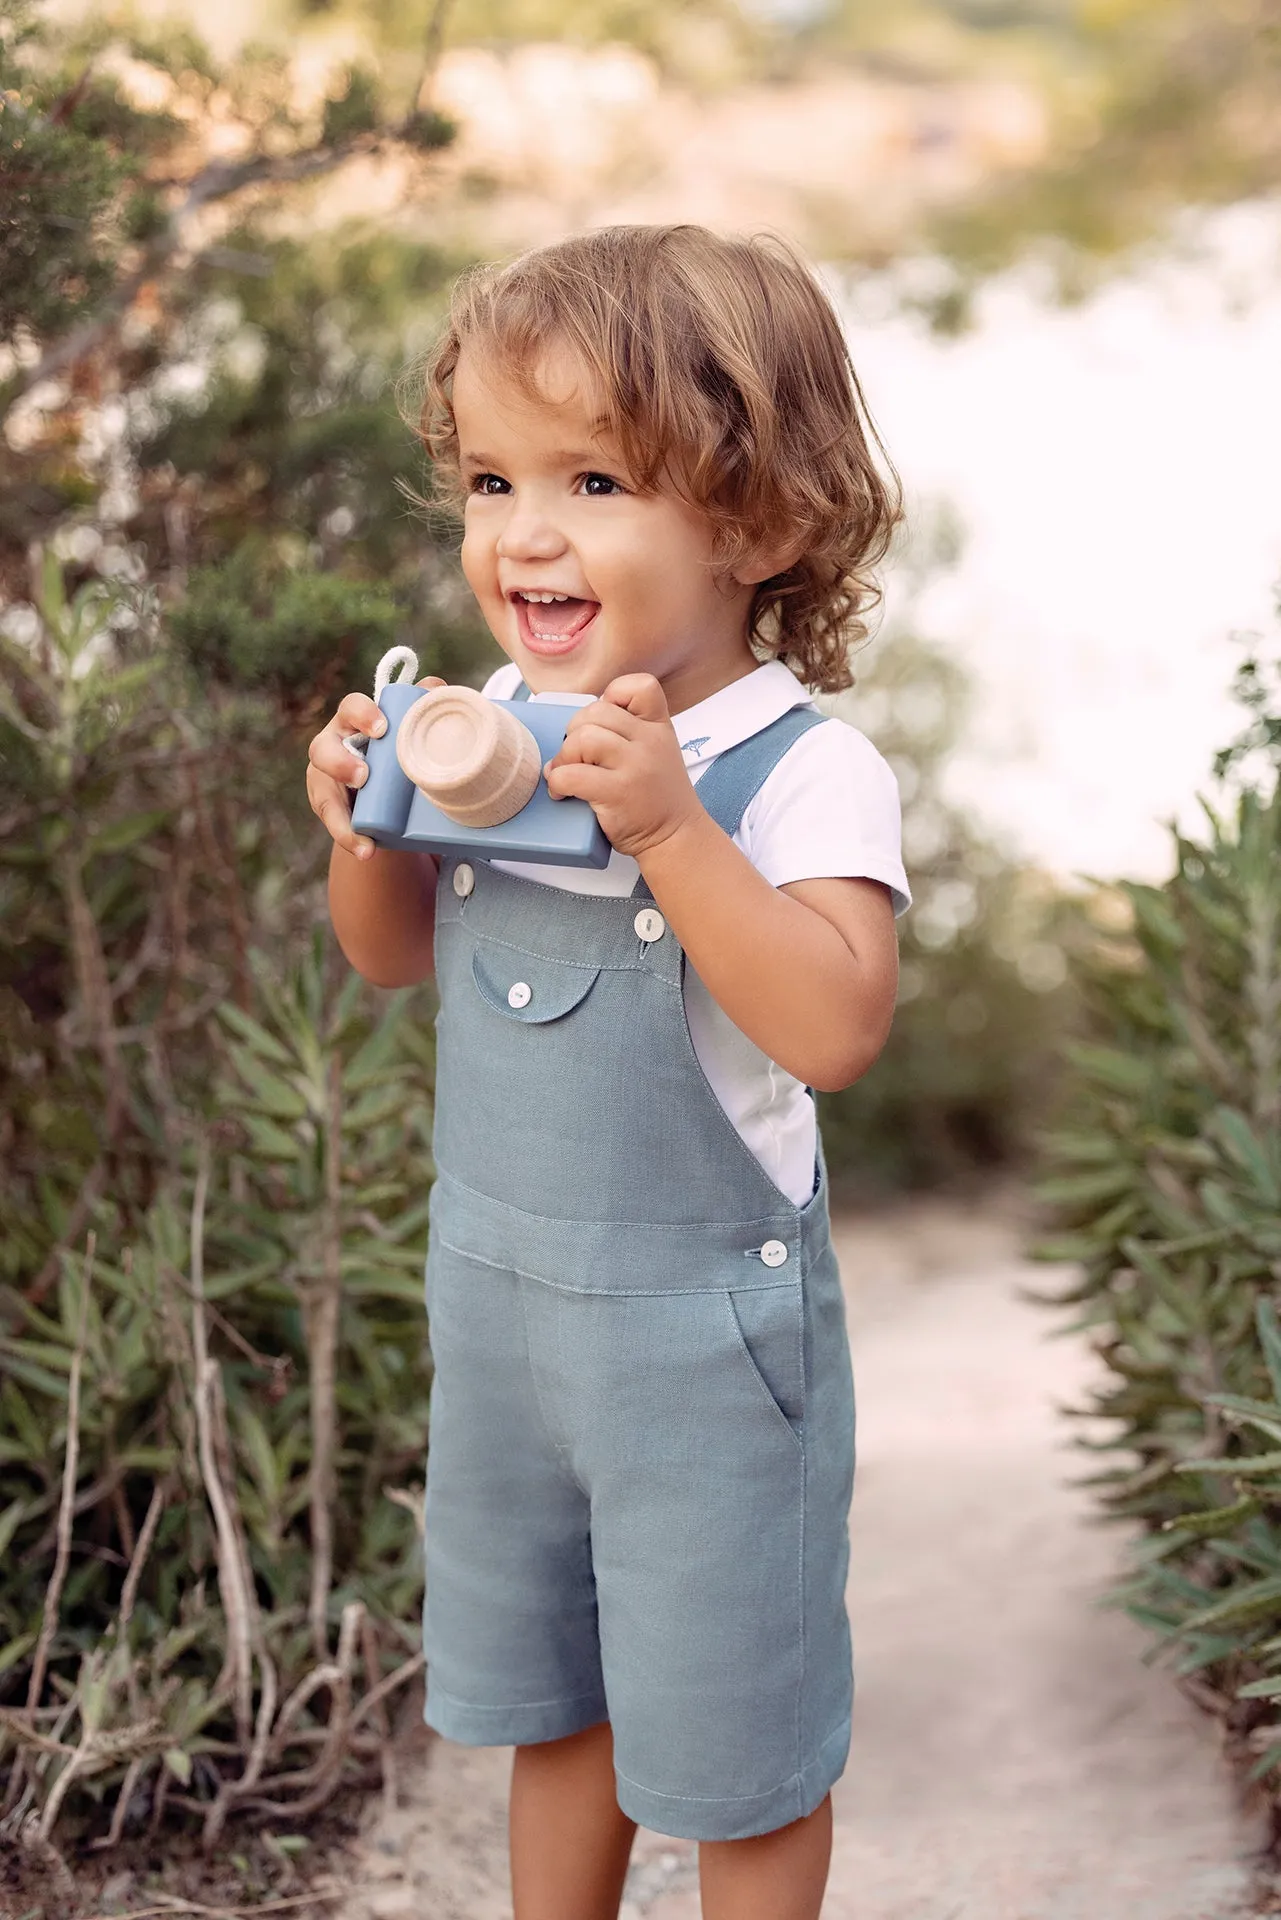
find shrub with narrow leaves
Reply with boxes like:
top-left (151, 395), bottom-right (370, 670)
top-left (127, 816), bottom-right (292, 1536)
top-left (1035, 628), bottom-right (1281, 1787)
top-left (0, 564), bottom-right (437, 1841)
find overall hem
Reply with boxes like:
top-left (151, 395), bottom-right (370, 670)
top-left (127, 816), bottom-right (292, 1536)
top-left (424, 1674), bottom-right (609, 1748)
top-left (612, 1714), bottom-right (851, 1843)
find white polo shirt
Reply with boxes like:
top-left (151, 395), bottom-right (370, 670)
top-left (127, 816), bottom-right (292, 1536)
top-left (481, 659), bottom-right (911, 1205)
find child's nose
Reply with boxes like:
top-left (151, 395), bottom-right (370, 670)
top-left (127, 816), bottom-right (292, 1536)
top-left (495, 499), bottom-right (568, 563)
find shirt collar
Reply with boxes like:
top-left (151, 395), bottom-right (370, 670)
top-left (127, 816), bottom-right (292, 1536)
top-left (670, 661), bottom-right (813, 771)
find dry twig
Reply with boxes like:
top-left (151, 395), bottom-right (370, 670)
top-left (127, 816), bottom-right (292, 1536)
top-left (25, 1234), bottom-right (95, 1712)
top-left (81, 1894), bottom-right (341, 1920)
top-left (307, 1053), bottom-right (344, 1659)
top-left (189, 1151), bottom-right (257, 1740)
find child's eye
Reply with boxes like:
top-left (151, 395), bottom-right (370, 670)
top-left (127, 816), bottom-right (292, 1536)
top-left (580, 472), bottom-right (624, 496)
top-left (469, 472), bottom-right (510, 496)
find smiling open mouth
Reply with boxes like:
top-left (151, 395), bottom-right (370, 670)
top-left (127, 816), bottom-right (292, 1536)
top-left (512, 591), bottom-right (600, 653)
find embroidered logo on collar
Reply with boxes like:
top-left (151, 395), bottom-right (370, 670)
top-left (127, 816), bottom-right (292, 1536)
top-left (680, 735), bottom-right (711, 757)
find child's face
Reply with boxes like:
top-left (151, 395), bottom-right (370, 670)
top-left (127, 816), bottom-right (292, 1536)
top-left (453, 342), bottom-right (759, 711)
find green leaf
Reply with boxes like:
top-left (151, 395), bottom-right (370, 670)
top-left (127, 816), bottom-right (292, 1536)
top-left (0, 1501), bottom-right (26, 1560)
top-left (1203, 1397), bottom-right (1281, 1446)
top-left (88, 809), bottom-right (172, 856)
top-left (1236, 1673), bottom-right (1281, 1700)
top-left (1178, 1575), bottom-right (1281, 1633)
top-left (1178, 1450), bottom-right (1281, 1478)
top-left (228, 1047), bottom-right (310, 1121)
top-left (1161, 1496), bottom-right (1259, 1540)
top-left (1258, 1298), bottom-right (1281, 1406)
top-left (242, 1114), bottom-right (303, 1161)
top-left (1210, 1108), bottom-right (1281, 1204)
top-left (1032, 1165), bottom-right (1136, 1208)
top-left (0, 1631), bottom-right (37, 1678)
top-left (218, 1000), bottom-right (298, 1069)
top-left (1061, 1041), bottom-right (1151, 1094)
top-left (163, 1746), bottom-right (192, 1785)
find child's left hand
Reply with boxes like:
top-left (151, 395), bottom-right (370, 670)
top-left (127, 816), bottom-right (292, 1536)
top-left (544, 674), bottom-right (701, 859)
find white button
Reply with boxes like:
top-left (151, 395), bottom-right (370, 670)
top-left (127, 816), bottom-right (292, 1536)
top-left (634, 908), bottom-right (666, 943)
top-left (759, 1240), bottom-right (788, 1269)
top-left (507, 981), bottom-right (532, 1009)
top-left (453, 863), bottom-right (475, 898)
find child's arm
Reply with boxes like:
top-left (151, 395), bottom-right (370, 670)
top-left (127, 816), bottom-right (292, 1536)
top-left (546, 674), bottom-right (899, 1092)
top-left (308, 687), bottom-right (441, 988)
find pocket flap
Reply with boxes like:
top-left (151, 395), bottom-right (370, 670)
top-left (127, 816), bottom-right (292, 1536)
top-left (471, 947), bottom-right (601, 1025)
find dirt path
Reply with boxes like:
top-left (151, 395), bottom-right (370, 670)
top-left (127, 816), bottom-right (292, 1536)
top-left (339, 1198), bottom-right (1265, 1920)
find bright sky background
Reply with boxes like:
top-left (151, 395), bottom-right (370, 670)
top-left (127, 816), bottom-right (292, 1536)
top-left (840, 204), bottom-right (1281, 887)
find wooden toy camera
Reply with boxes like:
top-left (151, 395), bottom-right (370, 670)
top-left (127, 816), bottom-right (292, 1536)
top-left (349, 648), bottom-right (611, 869)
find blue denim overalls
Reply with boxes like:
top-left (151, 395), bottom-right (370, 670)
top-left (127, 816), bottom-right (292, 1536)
top-left (422, 704), bottom-right (857, 1841)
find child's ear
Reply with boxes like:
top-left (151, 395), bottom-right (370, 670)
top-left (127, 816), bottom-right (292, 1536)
top-left (730, 536), bottom-right (805, 588)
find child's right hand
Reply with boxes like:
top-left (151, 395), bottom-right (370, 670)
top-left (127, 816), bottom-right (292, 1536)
top-left (306, 679), bottom-right (445, 860)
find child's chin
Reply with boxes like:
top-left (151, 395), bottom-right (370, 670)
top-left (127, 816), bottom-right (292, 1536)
top-left (520, 644), bottom-right (604, 694)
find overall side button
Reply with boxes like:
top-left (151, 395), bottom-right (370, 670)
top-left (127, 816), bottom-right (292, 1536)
top-left (453, 862), bottom-right (476, 899)
top-left (759, 1240), bottom-right (788, 1268)
top-left (634, 908), bottom-right (665, 943)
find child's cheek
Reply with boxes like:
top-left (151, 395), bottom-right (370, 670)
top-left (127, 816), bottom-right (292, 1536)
top-left (459, 522), bottom-right (500, 618)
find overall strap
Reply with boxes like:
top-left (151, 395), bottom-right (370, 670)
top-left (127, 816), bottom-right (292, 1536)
top-left (631, 705), bottom-right (825, 901)
top-left (512, 680), bottom-right (531, 703)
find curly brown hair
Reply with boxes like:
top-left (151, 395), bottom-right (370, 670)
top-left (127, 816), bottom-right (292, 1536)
top-left (410, 224), bottom-right (902, 693)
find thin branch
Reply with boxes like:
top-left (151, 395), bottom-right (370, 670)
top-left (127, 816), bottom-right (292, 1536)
top-left (307, 1052), bottom-right (344, 1660)
top-left (236, 1602), bottom-right (362, 1821)
top-left (91, 1753), bottom-right (149, 1852)
top-left (81, 1896), bottom-right (340, 1920)
top-left (164, 1266), bottom-right (291, 1381)
top-left (1, 130), bottom-right (397, 426)
top-left (409, 0), bottom-right (457, 112)
top-left (188, 1150), bottom-right (256, 1741)
top-left (347, 1649), bottom-right (425, 1735)
top-left (26, 1234), bottom-right (95, 1712)
top-left (118, 1477), bottom-right (169, 1642)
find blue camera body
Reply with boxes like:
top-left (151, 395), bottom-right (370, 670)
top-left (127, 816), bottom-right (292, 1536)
top-left (350, 682), bottom-right (611, 870)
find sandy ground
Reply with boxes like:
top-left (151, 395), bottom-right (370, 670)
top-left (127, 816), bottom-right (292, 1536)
top-left (337, 1197), bottom-right (1267, 1920)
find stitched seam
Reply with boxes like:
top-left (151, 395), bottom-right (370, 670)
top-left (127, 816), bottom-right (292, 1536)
top-left (431, 1679), bottom-right (605, 1715)
top-left (442, 862), bottom-right (658, 925)
top-left (471, 954), bottom-right (600, 1022)
top-left (613, 1764), bottom-right (805, 1806)
top-left (434, 1235), bottom-right (798, 1298)
top-left (434, 1169), bottom-right (798, 1234)
top-left (439, 918), bottom-right (681, 979)
top-left (722, 1291), bottom-right (803, 1453)
top-left (796, 1335), bottom-right (808, 1795)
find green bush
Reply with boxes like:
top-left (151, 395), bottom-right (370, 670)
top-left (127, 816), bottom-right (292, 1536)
top-left (0, 565), bottom-right (436, 1843)
top-left (169, 548), bottom-right (403, 707)
top-left (1034, 622), bottom-right (1281, 1787)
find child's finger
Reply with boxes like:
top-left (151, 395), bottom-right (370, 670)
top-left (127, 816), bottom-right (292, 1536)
top-left (332, 691), bottom-right (388, 741)
top-left (554, 700), bottom-right (640, 765)
top-left (309, 725), bottom-right (372, 790)
top-left (596, 672), bottom-right (669, 722)
top-left (544, 759), bottom-right (616, 807)
top-left (306, 768), bottom-right (376, 859)
top-left (565, 699), bottom-right (640, 735)
top-left (550, 722), bottom-right (629, 771)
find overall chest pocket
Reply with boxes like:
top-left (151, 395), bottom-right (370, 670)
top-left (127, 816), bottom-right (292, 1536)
top-left (470, 946), bottom-right (601, 1025)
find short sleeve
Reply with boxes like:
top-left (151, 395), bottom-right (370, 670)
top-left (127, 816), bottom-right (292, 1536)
top-left (739, 717), bottom-right (912, 916)
top-left (480, 661), bottom-right (524, 699)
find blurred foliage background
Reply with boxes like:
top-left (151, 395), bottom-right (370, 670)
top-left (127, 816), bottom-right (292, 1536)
top-left (1, 0), bottom-right (1279, 1861)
